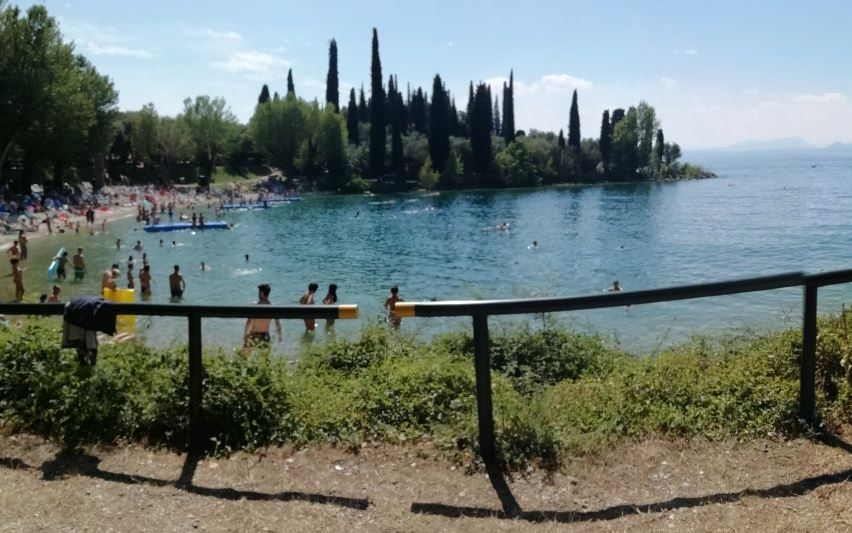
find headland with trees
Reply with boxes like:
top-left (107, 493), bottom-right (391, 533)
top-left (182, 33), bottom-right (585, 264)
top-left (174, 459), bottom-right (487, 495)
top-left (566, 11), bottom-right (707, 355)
top-left (1, 3), bottom-right (713, 196)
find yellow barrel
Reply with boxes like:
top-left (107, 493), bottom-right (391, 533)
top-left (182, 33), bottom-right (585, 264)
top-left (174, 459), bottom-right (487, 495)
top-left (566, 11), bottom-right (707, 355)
top-left (103, 288), bottom-right (136, 330)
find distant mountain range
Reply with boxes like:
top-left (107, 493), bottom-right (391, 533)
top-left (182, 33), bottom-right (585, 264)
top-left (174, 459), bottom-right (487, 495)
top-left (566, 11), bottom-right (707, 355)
top-left (702, 138), bottom-right (852, 153)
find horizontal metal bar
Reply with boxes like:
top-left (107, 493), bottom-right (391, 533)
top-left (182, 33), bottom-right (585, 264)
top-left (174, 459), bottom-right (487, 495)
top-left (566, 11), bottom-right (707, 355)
top-left (0, 303), bottom-right (358, 320)
top-left (395, 272), bottom-right (805, 318)
top-left (803, 268), bottom-right (852, 288)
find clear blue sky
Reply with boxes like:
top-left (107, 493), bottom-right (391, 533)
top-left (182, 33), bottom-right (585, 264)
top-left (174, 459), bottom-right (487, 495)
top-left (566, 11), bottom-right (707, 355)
top-left (19, 0), bottom-right (852, 148)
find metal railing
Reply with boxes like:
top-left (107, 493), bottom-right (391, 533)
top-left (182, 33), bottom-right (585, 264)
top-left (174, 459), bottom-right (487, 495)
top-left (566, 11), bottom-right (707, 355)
top-left (3, 268), bottom-right (852, 516)
top-left (395, 268), bottom-right (852, 516)
top-left (0, 302), bottom-right (358, 452)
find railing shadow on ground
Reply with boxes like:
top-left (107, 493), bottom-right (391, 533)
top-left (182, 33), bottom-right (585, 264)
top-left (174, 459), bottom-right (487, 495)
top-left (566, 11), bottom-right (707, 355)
top-left (410, 433), bottom-right (852, 523)
top-left (6, 449), bottom-right (370, 511)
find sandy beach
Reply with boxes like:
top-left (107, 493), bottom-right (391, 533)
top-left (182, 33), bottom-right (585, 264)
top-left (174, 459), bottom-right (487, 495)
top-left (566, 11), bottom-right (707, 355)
top-left (0, 204), bottom-right (138, 252)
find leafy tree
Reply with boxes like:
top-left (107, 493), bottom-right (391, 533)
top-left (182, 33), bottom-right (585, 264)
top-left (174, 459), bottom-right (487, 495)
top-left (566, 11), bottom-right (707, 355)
top-left (568, 89), bottom-right (581, 152)
top-left (346, 88), bottom-right (359, 145)
top-left (182, 95), bottom-right (239, 177)
top-left (316, 106), bottom-right (348, 188)
top-left (636, 101), bottom-right (657, 168)
top-left (130, 104), bottom-right (160, 166)
top-left (250, 97), bottom-right (308, 173)
top-left (325, 39), bottom-right (339, 111)
top-left (428, 74), bottom-right (450, 173)
top-left (273, 91), bottom-right (280, 102)
top-left (287, 68), bottom-right (295, 97)
top-left (610, 106), bottom-right (639, 179)
top-left (157, 116), bottom-right (194, 178)
top-left (368, 28), bottom-right (385, 177)
top-left (418, 155), bottom-right (439, 189)
top-left (258, 84), bottom-right (271, 105)
top-left (496, 140), bottom-right (537, 186)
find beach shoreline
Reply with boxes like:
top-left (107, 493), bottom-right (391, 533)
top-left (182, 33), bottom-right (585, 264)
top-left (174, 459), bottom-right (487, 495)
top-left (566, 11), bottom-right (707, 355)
top-left (0, 205), bottom-right (139, 252)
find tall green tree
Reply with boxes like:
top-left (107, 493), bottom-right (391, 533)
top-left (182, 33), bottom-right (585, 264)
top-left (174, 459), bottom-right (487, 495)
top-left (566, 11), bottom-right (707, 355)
top-left (654, 128), bottom-right (665, 167)
top-left (368, 27), bottom-right (385, 177)
top-left (325, 39), bottom-right (339, 110)
top-left (358, 85), bottom-right (368, 122)
top-left (636, 101), bottom-right (657, 167)
top-left (493, 95), bottom-right (501, 137)
top-left (250, 96), bottom-right (309, 173)
top-left (157, 115), bottom-right (194, 179)
top-left (428, 74), bottom-right (450, 173)
top-left (316, 106), bottom-right (348, 188)
top-left (258, 84), bottom-right (270, 105)
top-left (599, 109), bottom-right (611, 171)
top-left (470, 82), bottom-right (494, 179)
top-left (346, 88), bottom-right (359, 145)
top-left (501, 70), bottom-right (515, 143)
top-left (610, 106), bottom-right (639, 179)
top-left (287, 68), bottom-right (295, 97)
top-left (568, 89), bottom-right (581, 151)
top-left (182, 95), bottom-right (239, 177)
top-left (388, 75), bottom-right (404, 178)
top-left (410, 87), bottom-right (428, 133)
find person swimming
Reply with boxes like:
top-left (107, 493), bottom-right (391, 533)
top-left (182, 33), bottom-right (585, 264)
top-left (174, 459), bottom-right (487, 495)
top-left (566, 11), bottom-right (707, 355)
top-left (608, 280), bottom-right (622, 292)
top-left (245, 254), bottom-right (250, 262)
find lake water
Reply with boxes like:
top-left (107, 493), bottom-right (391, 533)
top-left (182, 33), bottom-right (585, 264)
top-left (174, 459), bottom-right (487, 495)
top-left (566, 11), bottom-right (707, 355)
top-left (6, 149), bottom-right (852, 354)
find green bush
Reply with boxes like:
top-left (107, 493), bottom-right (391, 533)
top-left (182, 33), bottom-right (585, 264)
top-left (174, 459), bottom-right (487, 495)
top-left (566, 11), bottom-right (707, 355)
top-left (4, 314), bottom-right (852, 469)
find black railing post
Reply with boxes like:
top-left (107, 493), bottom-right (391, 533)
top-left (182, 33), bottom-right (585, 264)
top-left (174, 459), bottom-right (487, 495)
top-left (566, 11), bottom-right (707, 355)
top-left (472, 313), bottom-right (521, 516)
top-left (188, 312), bottom-right (204, 452)
top-left (800, 282), bottom-right (818, 425)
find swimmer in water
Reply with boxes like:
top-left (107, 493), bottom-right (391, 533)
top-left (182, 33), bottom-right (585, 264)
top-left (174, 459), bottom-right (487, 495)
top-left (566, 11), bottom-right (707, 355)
top-left (531, 240), bottom-right (539, 248)
top-left (172, 241), bottom-right (177, 247)
top-left (200, 261), bottom-right (210, 271)
top-left (159, 239), bottom-right (164, 247)
top-left (608, 280), bottom-right (622, 292)
top-left (245, 254), bottom-right (250, 262)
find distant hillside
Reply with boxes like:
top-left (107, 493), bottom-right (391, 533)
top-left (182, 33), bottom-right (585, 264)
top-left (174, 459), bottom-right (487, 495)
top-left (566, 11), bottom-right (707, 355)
top-left (721, 138), bottom-right (812, 152)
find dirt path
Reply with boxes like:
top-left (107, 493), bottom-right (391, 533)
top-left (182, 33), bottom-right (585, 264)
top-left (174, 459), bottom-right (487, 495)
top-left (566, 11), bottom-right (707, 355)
top-left (2, 433), bottom-right (852, 532)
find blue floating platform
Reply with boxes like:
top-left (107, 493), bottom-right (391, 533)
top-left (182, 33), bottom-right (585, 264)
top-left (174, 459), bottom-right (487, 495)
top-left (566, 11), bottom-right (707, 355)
top-left (143, 222), bottom-right (230, 233)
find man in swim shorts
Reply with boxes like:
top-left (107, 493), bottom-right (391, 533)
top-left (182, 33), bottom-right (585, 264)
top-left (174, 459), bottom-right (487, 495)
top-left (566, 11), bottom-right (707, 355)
top-left (72, 248), bottom-right (86, 281)
top-left (243, 283), bottom-right (282, 348)
top-left (169, 265), bottom-right (185, 299)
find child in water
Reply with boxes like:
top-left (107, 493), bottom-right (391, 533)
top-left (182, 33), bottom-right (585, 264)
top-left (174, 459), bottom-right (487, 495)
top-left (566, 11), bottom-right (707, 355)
top-left (384, 286), bottom-right (403, 329)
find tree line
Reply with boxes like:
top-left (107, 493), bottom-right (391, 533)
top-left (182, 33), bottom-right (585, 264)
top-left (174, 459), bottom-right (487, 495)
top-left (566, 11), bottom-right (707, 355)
top-left (0, 4), bottom-right (710, 195)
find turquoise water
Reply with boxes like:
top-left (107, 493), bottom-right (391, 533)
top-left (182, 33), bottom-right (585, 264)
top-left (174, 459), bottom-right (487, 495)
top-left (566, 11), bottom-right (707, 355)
top-left (6, 149), bottom-right (852, 354)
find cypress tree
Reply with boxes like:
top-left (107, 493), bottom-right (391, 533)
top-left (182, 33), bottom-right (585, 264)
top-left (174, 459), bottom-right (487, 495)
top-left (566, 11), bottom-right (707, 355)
top-left (655, 128), bottom-right (665, 164)
top-left (449, 98), bottom-right (460, 137)
top-left (273, 91), bottom-right (280, 102)
top-left (325, 39), bottom-right (339, 111)
top-left (493, 95), bottom-right (501, 137)
top-left (502, 70), bottom-right (515, 143)
top-left (470, 82), bottom-right (494, 179)
top-left (287, 69), bottom-right (295, 97)
top-left (347, 88), bottom-right (360, 145)
top-left (410, 88), bottom-right (427, 133)
top-left (368, 28), bottom-right (385, 178)
top-left (557, 129), bottom-right (566, 150)
top-left (599, 110), bottom-right (611, 169)
top-left (258, 84), bottom-right (271, 105)
top-left (466, 82), bottom-right (474, 136)
top-left (388, 76), bottom-right (404, 178)
top-left (358, 85), bottom-right (368, 122)
top-left (429, 74), bottom-right (450, 173)
top-left (610, 108), bottom-right (625, 128)
top-left (568, 89), bottom-right (581, 151)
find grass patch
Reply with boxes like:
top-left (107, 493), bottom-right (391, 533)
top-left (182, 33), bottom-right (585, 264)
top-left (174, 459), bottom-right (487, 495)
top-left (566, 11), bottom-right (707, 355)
top-left (3, 312), bottom-right (852, 470)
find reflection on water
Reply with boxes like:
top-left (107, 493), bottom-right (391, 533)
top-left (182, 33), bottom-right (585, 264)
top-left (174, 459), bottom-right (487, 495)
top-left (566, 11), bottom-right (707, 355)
top-left (7, 150), bottom-right (852, 354)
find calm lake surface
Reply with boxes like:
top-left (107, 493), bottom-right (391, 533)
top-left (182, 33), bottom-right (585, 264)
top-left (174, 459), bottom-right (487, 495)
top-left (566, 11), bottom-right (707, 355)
top-left (9, 149), bottom-right (852, 354)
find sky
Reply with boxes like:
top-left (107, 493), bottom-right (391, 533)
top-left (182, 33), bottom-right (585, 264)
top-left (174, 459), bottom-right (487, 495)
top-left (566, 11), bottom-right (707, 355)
top-left (16, 0), bottom-right (852, 149)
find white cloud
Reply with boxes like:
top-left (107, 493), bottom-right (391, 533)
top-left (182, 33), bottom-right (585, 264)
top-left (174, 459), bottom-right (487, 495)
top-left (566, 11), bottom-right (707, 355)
top-left (659, 77), bottom-right (678, 90)
top-left (188, 28), bottom-right (243, 41)
top-left (683, 48), bottom-right (699, 56)
top-left (539, 74), bottom-right (593, 91)
top-left (86, 42), bottom-right (151, 58)
top-left (792, 92), bottom-right (847, 104)
top-left (212, 51), bottom-right (290, 74)
top-left (60, 18), bottom-right (151, 59)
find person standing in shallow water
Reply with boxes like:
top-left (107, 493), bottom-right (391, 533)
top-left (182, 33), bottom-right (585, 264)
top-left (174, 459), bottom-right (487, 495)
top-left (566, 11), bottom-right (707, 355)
top-left (243, 283), bottom-right (283, 349)
top-left (385, 285), bottom-right (403, 329)
top-left (299, 283), bottom-right (318, 332)
top-left (140, 264), bottom-right (151, 298)
top-left (322, 284), bottom-right (338, 330)
top-left (169, 265), bottom-right (185, 299)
